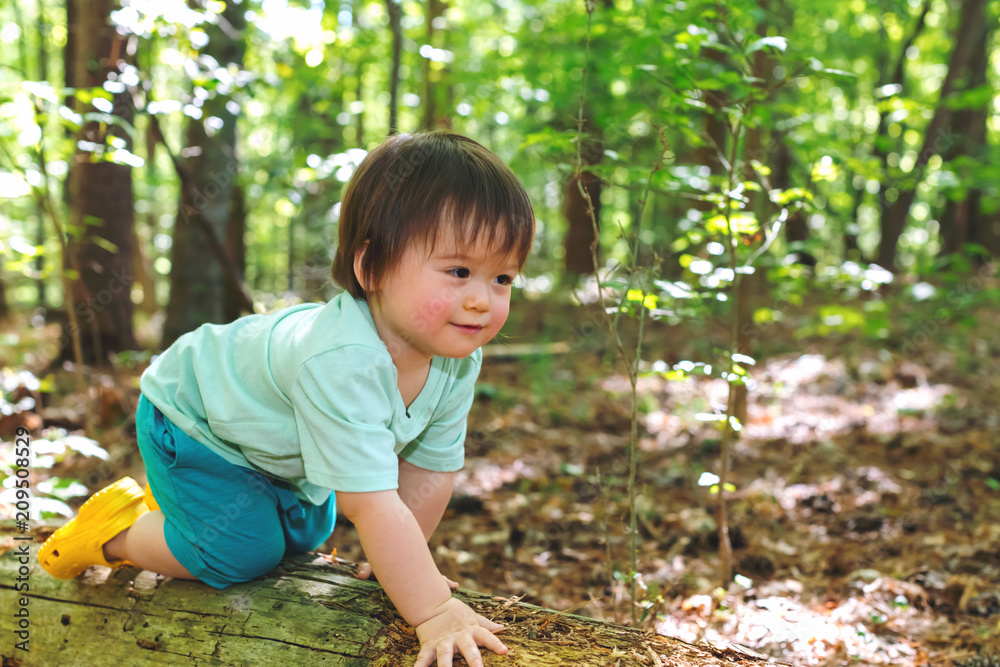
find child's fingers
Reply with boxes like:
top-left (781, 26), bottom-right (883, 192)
top-left (356, 562), bottom-right (372, 580)
top-left (453, 637), bottom-right (485, 667)
top-left (444, 575), bottom-right (460, 589)
top-left (477, 614), bottom-right (504, 634)
top-left (413, 641), bottom-right (441, 667)
top-left (475, 626), bottom-right (509, 655)
top-left (436, 642), bottom-right (459, 667)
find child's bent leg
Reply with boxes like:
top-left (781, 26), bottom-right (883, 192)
top-left (104, 511), bottom-right (195, 580)
top-left (38, 476), bottom-right (148, 579)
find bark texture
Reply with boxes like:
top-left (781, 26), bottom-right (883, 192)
top-left (385, 0), bottom-right (402, 135)
top-left (936, 2), bottom-right (994, 261)
top-left (564, 116), bottom-right (604, 277)
top-left (64, 0), bottom-right (136, 362)
top-left (876, 0), bottom-right (989, 270)
top-left (421, 0), bottom-right (446, 130)
top-left (162, 0), bottom-right (247, 345)
top-left (0, 268), bottom-right (8, 319)
top-left (1, 543), bottom-right (779, 667)
top-left (564, 171), bottom-right (603, 276)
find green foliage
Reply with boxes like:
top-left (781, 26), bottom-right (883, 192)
top-left (0, 0), bottom-right (997, 312)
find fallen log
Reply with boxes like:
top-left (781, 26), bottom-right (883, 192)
top-left (1, 529), bottom-right (782, 666)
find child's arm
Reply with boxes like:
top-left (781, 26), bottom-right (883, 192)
top-left (338, 490), bottom-right (507, 667)
top-left (397, 457), bottom-right (453, 541)
top-left (356, 459), bottom-right (459, 588)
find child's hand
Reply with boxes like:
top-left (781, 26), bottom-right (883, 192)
top-left (414, 597), bottom-right (507, 667)
top-left (356, 562), bottom-right (459, 589)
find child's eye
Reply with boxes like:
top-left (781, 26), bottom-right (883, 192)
top-left (495, 274), bottom-right (513, 286)
top-left (448, 268), bottom-right (470, 278)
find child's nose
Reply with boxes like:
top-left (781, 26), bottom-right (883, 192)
top-left (463, 281), bottom-right (489, 311)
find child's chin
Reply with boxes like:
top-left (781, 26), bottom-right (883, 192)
top-left (438, 345), bottom-right (480, 359)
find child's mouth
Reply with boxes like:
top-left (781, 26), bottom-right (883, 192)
top-left (452, 323), bottom-right (484, 333)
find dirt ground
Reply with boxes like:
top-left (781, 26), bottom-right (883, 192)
top-left (336, 297), bottom-right (1000, 666)
top-left (3, 290), bottom-right (999, 666)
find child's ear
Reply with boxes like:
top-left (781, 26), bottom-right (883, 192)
top-left (353, 242), bottom-right (371, 292)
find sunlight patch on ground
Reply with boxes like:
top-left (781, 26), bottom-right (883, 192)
top-left (455, 458), bottom-right (537, 496)
top-left (657, 577), bottom-right (934, 665)
top-left (629, 352), bottom-right (958, 447)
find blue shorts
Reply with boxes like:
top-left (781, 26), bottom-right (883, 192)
top-left (135, 395), bottom-right (336, 589)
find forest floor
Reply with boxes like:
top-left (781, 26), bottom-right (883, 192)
top-left (2, 286), bottom-right (1000, 666)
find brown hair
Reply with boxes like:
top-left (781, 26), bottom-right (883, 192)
top-left (331, 131), bottom-right (535, 300)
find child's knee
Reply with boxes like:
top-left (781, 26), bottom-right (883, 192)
top-left (217, 541), bottom-right (285, 584)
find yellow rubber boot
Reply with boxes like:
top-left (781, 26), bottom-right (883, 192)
top-left (144, 483), bottom-right (160, 511)
top-left (38, 477), bottom-right (148, 579)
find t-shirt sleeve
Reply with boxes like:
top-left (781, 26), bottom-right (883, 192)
top-left (400, 348), bottom-right (482, 472)
top-left (291, 347), bottom-right (400, 492)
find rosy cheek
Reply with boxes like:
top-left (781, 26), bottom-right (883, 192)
top-left (492, 302), bottom-right (511, 331)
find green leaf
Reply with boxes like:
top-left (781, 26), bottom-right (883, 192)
top-left (772, 187), bottom-right (814, 204)
top-left (945, 84), bottom-right (994, 111)
top-left (746, 36), bottom-right (787, 54)
top-left (92, 236), bottom-right (119, 254)
top-left (705, 212), bottom-right (758, 235)
top-left (821, 68), bottom-right (858, 78)
top-left (627, 289), bottom-right (659, 310)
top-left (695, 77), bottom-right (727, 90)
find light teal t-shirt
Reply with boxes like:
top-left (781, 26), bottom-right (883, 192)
top-left (139, 293), bottom-right (482, 504)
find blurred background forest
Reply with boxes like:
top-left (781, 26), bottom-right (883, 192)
top-left (1, 0), bottom-right (1000, 664)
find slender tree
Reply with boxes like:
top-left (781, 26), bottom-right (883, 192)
top-left (64, 0), bottom-right (137, 362)
top-left (937, 6), bottom-right (994, 261)
top-left (563, 116), bottom-right (603, 276)
top-left (421, 0), bottom-right (445, 129)
top-left (163, 0), bottom-right (248, 344)
top-left (877, 0), bottom-right (989, 270)
top-left (385, 0), bottom-right (402, 135)
top-left (32, 1), bottom-right (49, 308)
top-left (0, 266), bottom-right (8, 319)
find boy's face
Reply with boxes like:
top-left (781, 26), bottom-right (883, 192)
top-left (365, 227), bottom-right (520, 365)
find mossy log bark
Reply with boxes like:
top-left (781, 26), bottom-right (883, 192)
top-left (1, 537), bottom-right (780, 666)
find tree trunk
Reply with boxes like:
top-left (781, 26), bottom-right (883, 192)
top-left (564, 171), bottom-right (602, 276)
top-left (129, 37), bottom-right (160, 318)
top-left (844, 175), bottom-right (864, 261)
top-left (564, 115), bottom-right (604, 277)
top-left (0, 542), bottom-right (776, 667)
top-left (64, 0), bottom-right (137, 362)
top-left (872, 0), bottom-right (929, 176)
top-left (977, 213), bottom-right (1000, 257)
top-left (34, 2), bottom-right (49, 310)
top-left (695, 43), bottom-right (733, 586)
top-left (865, 0), bottom-right (927, 264)
top-left (421, 0), bottom-right (445, 129)
top-left (768, 136), bottom-right (807, 248)
top-left (386, 0), bottom-right (402, 135)
top-left (0, 264), bottom-right (8, 319)
top-left (162, 0), bottom-right (247, 345)
top-left (732, 41), bottom-right (774, 429)
top-left (130, 224), bottom-right (158, 317)
top-left (937, 7), bottom-right (992, 262)
top-left (222, 185), bottom-right (248, 322)
top-left (876, 0), bottom-right (988, 270)
top-left (353, 60), bottom-right (366, 146)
